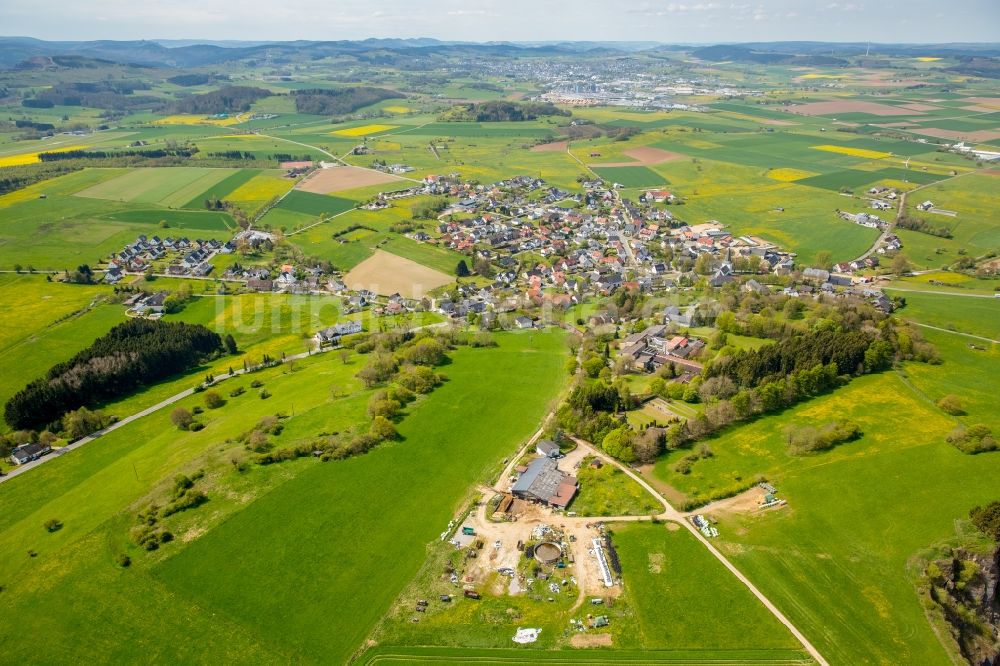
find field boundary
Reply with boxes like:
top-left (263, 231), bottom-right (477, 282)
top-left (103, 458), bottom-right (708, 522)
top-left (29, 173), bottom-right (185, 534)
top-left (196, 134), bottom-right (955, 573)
top-left (357, 646), bottom-right (814, 664)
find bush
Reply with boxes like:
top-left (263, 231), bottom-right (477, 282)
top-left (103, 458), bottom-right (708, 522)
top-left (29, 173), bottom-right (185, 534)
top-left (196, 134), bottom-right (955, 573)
top-left (192, 406), bottom-right (203, 415)
top-left (396, 365), bottom-right (441, 394)
top-left (170, 407), bottom-right (194, 430)
top-left (936, 394), bottom-right (965, 415)
top-left (161, 490), bottom-right (208, 517)
top-left (970, 501), bottom-right (1000, 542)
top-left (229, 386), bottom-right (245, 398)
top-left (250, 380), bottom-right (264, 388)
top-left (371, 415), bottom-right (398, 441)
top-left (189, 421), bottom-right (205, 432)
top-left (947, 424), bottom-right (997, 454)
top-left (785, 421), bottom-right (862, 455)
top-left (204, 391), bottom-right (224, 409)
top-left (260, 389), bottom-right (271, 399)
top-left (116, 553), bottom-right (131, 568)
top-left (44, 518), bottom-right (63, 532)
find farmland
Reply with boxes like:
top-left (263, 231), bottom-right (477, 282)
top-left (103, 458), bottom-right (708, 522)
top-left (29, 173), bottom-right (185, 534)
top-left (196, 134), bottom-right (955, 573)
top-left (344, 249), bottom-right (453, 298)
top-left (272, 189), bottom-right (356, 217)
top-left (1, 34), bottom-right (1000, 666)
top-left (649, 318), bottom-right (1000, 665)
top-left (592, 166), bottom-right (667, 188)
top-left (0, 331), bottom-right (569, 663)
top-left (614, 523), bottom-right (802, 652)
top-left (75, 167), bottom-right (242, 206)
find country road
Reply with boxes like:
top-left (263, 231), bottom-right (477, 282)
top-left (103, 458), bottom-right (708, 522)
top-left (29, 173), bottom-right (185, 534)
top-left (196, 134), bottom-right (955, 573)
top-left (0, 320), bottom-right (450, 485)
top-left (904, 320), bottom-right (999, 345)
top-left (567, 438), bottom-right (830, 666)
top-left (885, 286), bottom-right (1000, 299)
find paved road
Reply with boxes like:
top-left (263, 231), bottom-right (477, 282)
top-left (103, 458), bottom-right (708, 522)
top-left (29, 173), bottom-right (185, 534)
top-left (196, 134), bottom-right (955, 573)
top-left (0, 320), bottom-right (451, 485)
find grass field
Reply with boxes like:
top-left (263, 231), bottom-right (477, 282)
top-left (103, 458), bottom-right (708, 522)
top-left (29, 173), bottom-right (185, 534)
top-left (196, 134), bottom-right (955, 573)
top-left (592, 166), bottom-right (667, 188)
top-left (275, 189), bottom-right (356, 217)
top-left (569, 461), bottom-right (662, 516)
top-left (0, 330), bottom-right (569, 663)
top-left (75, 167), bottom-right (242, 207)
top-left (0, 276), bottom-right (121, 419)
top-left (895, 173), bottom-right (1000, 269)
top-left (357, 646), bottom-right (812, 664)
top-left (649, 331), bottom-right (1000, 665)
top-left (155, 331), bottom-right (569, 664)
top-left (97, 208), bottom-right (233, 231)
top-left (889, 290), bottom-right (1000, 340)
top-left (614, 523), bottom-right (802, 651)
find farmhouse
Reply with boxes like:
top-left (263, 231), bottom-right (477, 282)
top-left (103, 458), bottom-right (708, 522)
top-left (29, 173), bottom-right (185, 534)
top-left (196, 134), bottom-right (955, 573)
top-left (10, 442), bottom-right (52, 465)
top-left (314, 320), bottom-right (363, 345)
top-left (511, 457), bottom-right (577, 508)
top-left (536, 439), bottom-right (561, 458)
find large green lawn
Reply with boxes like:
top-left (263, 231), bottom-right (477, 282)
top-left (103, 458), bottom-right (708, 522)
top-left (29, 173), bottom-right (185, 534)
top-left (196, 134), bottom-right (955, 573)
top-left (650, 329), bottom-right (1000, 664)
top-left (0, 330), bottom-right (569, 664)
top-left (615, 523), bottom-right (803, 652)
top-left (888, 289), bottom-right (1000, 340)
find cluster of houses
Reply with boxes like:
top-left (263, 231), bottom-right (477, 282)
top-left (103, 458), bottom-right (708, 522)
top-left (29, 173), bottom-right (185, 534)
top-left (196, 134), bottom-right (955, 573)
top-left (223, 262), bottom-right (330, 295)
top-left (841, 210), bottom-right (888, 230)
top-left (105, 234), bottom-right (233, 283)
top-left (124, 290), bottom-right (170, 318)
top-left (617, 324), bottom-right (706, 374)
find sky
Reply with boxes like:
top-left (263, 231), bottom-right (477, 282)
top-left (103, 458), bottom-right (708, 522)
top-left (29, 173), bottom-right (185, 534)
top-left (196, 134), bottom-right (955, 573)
top-left (2, 0), bottom-right (999, 44)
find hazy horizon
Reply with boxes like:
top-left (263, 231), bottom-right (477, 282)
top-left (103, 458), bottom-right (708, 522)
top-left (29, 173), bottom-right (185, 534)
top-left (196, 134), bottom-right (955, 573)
top-left (3, 0), bottom-right (998, 44)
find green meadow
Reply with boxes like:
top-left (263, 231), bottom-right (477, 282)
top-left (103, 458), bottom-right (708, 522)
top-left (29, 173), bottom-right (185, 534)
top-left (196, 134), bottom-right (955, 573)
top-left (649, 315), bottom-right (1000, 664)
top-left (614, 523), bottom-right (802, 652)
top-left (74, 166), bottom-right (242, 206)
top-left (0, 330), bottom-right (569, 664)
top-left (888, 290), bottom-right (1000, 340)
top-left (592, 165), bottom-right (667, 188)
top-left (275, 189), bottom-right (356, 217)
top-left (896, 173), bottom-right (1000, 269)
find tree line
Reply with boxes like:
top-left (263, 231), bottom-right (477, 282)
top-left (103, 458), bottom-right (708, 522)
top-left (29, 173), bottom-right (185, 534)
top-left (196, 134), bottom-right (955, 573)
top-left (171, 86), bottom-right (271, 114)
top-left (5, 319), bottom-right (226, 431)
top-left (292, 86), bottom-right (399, 115)
top-left (38, 147), bottom-right (196, 162)
top-left (443, 101), bottom-right (571, 122)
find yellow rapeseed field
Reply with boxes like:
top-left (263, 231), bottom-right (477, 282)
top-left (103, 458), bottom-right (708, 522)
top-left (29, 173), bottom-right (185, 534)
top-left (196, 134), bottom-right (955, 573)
top-left (332, 124), bottom-right (398, 137)
top-left (915, 57), bottom-right (942, 62)
top-left (799, 73), bottom-right (851, 79)
top-left (382, 106), bottom-right (412, 114)
top-left (155, 114), bottom-right (243, 127)
top-left (0, 145), bottom-right (87, 168)
top-left (766, 168), bottom-right (818, 182)
top-left (813, 144), bottom-right (892, 160)
top-left (226, 174), bottom-right (293, 206)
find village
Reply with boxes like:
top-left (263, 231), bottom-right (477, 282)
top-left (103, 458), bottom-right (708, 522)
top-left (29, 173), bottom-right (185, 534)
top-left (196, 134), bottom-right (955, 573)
top-left (93, 169), bottom-right (901, 346)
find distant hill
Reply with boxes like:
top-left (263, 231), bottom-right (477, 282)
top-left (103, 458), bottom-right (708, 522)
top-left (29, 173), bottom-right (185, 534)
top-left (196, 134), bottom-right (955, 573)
top-left (1, 37), bottom-right (999, 71)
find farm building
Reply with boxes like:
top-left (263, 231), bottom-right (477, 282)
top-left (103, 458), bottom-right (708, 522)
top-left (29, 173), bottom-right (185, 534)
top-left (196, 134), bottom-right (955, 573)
top-left (314, 320), bottom-right (363, 345)
top-left (511, 457), bottom-right (577, 508)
